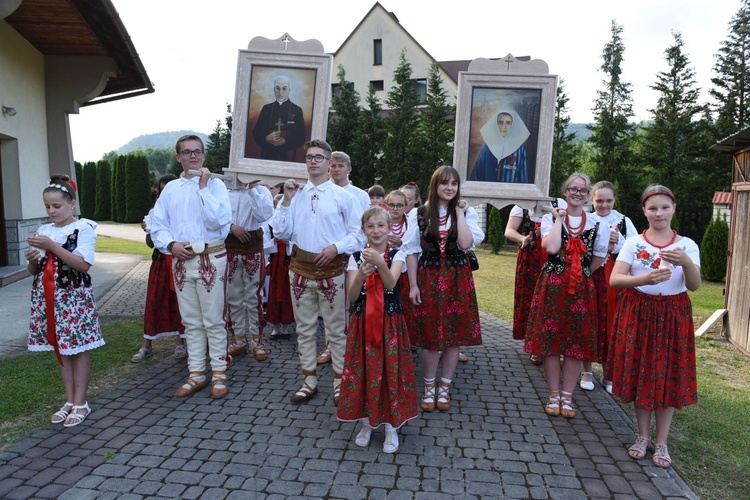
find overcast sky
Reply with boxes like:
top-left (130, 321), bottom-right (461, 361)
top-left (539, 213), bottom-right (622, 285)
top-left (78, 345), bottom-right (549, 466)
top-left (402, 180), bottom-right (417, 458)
top-left (69, 0), bottom-right (742, 162)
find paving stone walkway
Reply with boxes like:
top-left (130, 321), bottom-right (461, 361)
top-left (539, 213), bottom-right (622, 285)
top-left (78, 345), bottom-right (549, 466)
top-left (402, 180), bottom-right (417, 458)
top-left (0, 253), bottom-right (698, 499)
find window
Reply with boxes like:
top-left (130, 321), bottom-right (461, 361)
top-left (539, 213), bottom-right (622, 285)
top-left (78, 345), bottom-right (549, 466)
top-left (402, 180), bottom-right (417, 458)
top-left (331, 84), bottom-right (341, 100)
top-left (373, 39), bottom-right (382, 66)
top-left (412, 79), bottom-right (427, 103)
top-left (370, 80), bottom-right (384, 91)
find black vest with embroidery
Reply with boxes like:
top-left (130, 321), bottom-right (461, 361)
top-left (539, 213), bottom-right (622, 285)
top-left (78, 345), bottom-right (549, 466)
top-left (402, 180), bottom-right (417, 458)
top-left (33, 229), bottom-right (92, 289)
top-left (543, 223), bottom-right (600, 277)
top-left (349, 249), bottom-right (403, 317)
top-left (416, 209), bottom-right (471, 269)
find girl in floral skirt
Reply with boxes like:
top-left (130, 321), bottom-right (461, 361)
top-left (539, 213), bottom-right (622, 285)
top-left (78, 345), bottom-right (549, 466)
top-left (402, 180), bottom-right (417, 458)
top-left (337, 206), bottom-right (417, 453)
top-left (524, 173), bottom-right (609, 418)
top-left (609, 184), bottom-right (701, 468)
top-left (580, 181), bottom-right (637, 393)
top-left (26, 175), bottom-right (104, 428)
top-left (404, 166), bottom-right (484, 413)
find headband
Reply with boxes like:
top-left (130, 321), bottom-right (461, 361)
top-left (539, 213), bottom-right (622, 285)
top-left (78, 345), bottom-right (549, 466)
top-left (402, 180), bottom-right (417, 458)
top-left (47, 183), bottom-right (70, 193)
top-left (641, 190), bottom-right (675, 206)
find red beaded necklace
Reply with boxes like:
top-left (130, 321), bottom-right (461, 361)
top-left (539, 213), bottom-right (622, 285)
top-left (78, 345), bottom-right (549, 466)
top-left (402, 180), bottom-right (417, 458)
top-left (641, 229), bottom-right (677, 249)
top-left (565, 212), bottom-right (586, 238)
top-left (391, 219), bottom-right (406, 237)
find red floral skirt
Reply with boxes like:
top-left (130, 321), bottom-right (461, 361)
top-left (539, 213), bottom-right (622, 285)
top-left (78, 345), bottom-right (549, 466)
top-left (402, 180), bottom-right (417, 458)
top-left (609, 288), bottom-right (697, 410)
top-left (512, 240), bottom-right (546, 340)
top-left (144, 252), bottom-right (184, 339)
top-left (411, 262), bottom-right (482, 350)
top-left (337, 310), bottom-right (418, 428)
top-left (397, 272), bottom-right (413, 339)
top-left (266, 241), bottom-right (295, 325)
top-left (523, 266), bottom-right (598, 361)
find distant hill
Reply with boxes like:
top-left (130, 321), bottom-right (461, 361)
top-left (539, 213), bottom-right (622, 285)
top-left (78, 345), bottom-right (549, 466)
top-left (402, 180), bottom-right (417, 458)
top-left (117, 130), bottom-right (209, 155)
top-left (116, 125), bottom-right (593, 156)
top-left (567, 123), bottom-right (593, 141)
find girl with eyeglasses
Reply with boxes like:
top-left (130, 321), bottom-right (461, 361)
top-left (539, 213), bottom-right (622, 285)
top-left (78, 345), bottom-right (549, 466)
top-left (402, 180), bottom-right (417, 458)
top-left (524, 173), bottom-right (609, 419)
top-left (609, 184), bottom-right (700, 469)
top-left (504, 199), bottom-right (565, 363)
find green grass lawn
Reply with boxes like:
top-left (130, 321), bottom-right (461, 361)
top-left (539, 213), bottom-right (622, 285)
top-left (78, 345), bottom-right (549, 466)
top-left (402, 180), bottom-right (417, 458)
top-left (2, 240), bottom-right (747, 499)
top-left (96, 235), bottom-right (152, 257)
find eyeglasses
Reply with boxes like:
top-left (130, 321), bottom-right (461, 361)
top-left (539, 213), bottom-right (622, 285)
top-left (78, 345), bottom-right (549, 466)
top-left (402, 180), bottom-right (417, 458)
top-left (304, 154), bottom-right (329, 163)
top-left (180, 149), bottom-right (204, 157)
top-left (566, 187), bottom-right (590, 196)
top-left (386, 203), bottom-right (405, 209)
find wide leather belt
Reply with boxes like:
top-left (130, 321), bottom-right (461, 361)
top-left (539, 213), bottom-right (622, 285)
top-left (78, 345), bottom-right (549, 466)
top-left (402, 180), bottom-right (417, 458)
top-left (225, 229), bottom-right (264, 254)
top-left (289, 246), bottom-right (345, 279)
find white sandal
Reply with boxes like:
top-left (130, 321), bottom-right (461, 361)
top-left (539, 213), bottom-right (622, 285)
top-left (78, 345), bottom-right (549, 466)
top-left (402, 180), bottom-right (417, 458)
top-left (63, 402), bottom-right (91, 428)
top-left (355, 422), bottom-right (372, 447)
top-left (383, 424), bottom-right (399, 453)
top-left (51, 402), bottom-right (73, 424)
top-left (131, 347), bottom-right (152, 363)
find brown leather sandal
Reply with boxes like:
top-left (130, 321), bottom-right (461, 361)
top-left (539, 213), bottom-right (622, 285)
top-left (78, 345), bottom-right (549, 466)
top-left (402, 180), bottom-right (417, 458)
top-left (174, 372), bottom-right (208, 398)
top-left (545, 391), bottom-right (561, 416)
top-left (436, 383), bottom-right (451, 411)
top-left (421, 380), bottom-right (436, 412)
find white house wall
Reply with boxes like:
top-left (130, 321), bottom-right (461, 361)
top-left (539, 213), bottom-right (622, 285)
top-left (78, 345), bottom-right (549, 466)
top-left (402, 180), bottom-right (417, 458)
top-left (0, 20), bottom-right (50, 221)
top-left (332, 5), bottom-right (457, 107)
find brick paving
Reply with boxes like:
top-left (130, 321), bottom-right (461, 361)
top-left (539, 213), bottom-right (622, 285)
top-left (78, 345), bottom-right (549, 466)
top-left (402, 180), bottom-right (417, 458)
top-left (0, 261), bottom-right (698, 499)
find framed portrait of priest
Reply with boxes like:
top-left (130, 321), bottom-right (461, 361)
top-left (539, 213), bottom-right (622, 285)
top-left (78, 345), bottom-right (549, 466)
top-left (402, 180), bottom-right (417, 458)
top-left (227, 35), bottom-right (333, 186)
top-left (454, 65), bottom-right (557, 210)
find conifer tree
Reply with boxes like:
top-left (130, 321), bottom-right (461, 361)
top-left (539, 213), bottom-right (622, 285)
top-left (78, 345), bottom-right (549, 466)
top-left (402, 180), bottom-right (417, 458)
top-left (350, 83), bottom-right (386, 188)
top-left (641, 32), bottom-right (719, 208)
top-left (125, 154), bottom-right (152, 223)
top-left (700, 215), bottom-right (729, 282)
top-left (204, 104), bottom-right (232, 173)
top-left (111, 155), bottom-right (127, 222)
top-left (710, 0), bottom-right (750, 138)
top-left (80, 161), bottom-right (97, 219)
top-left (380, 50), bottom-right (421, 189)
top-left (95, 159), bottom-right (111, 221)
top-left (550, 80), bottom-right (579, 193)
top-left (414, 61), bottom-right (455, 191)
top-left (74, 161), bottom-right (83, 196)
top-left (588, 21), bottom-right (635, 189)
top-left (327, 65), bottom-right (361, 156)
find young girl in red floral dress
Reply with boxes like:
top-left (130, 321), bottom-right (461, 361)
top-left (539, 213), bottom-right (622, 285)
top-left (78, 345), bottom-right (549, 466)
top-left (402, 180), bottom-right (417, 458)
top-left (404, 166), bottom-right (484, 413)
top-left (580, 181), bottom-right (637, 392)
top-left (609, 184), bottom-right (700, 469)
top-left (26, 175), bottom-right (104, 428)
top-left (524, 173), bottom-right (609, 418)
top-left (337, 206), bottom-right (417, 454)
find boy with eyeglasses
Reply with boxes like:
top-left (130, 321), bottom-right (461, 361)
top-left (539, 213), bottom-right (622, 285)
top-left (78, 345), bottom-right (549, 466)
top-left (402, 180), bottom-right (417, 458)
top-left (270, 140), bottom-right (363, 405)
top-left (151, 134), bottom-right (233, 398)
top-left (314, 151), bottom-right (370, 364)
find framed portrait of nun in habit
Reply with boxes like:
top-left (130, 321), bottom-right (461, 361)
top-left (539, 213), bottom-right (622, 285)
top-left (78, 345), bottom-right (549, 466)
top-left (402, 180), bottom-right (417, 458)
top-left (454, 58), bottom-right (557, 211)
